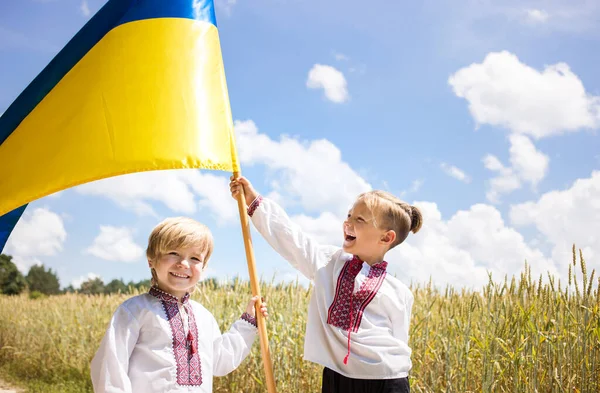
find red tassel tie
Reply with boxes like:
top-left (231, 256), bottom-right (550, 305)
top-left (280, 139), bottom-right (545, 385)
top-left (343, 292), bottom-right (354, 365)
top-left (187, 330), bottom-right (197, 355)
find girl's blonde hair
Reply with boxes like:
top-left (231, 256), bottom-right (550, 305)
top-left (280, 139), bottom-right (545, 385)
top-left (146, 217), bottom-right (214, 287)
top-left (356, 190), bottom-right (423, 249)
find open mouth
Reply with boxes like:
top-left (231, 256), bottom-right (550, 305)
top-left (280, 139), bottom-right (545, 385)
top-left (345, 234), bottom-right (356, 241)
top-left (170, 272), bottom-right (190, 279)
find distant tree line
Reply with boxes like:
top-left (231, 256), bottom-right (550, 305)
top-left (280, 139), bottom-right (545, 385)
top-left (0, 253), bottom-right (151, 296)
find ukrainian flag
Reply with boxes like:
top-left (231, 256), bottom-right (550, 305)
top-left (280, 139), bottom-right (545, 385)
top-left (0, 0), bottom-right (239, 250)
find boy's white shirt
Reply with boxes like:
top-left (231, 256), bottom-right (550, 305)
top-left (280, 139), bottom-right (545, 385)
top-left (90, 293), bottom-right (257, 392)
top-left (251, 197), bottom-right (413, 379)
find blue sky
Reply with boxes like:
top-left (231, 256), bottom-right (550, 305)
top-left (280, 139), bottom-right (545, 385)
top-left (1, 0), bottom-right (599, 289)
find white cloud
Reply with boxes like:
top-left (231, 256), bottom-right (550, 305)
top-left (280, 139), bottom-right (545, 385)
top-left (449, 51), bottom-right (600, 138)
top-left (409, 179), bottom-right (423, 193)
top-left (440, 163), bottom-right (471, 183)
top-left (517, 2), bottom-right (598, 33)
top-left (525, 9), bottom-right (549, 23)
top-left (235, 120), bottom-right (370, 215)
top-left (483, 134), bottom-right (549, 203)
top-left (348, 65), bottom-right (367, 75)
top-left (306, 64), bottom-right (350, 103)
top-left (333, 52), bottom-right (349, 61)
top-left (483, 154), bottom-right (521, 203)
top-left (398, 201), bottom-right (556, 288)
top-left (510, 171), bottom-right (600, 276)
top-left (80, 0), bottom-right (91, 17)
top-left (435, 1), bottom-right (600, 50)
top-left (85, 226), bottom-right (144, 263)
top-left (182, 171), bottom-right (238, 225)
top-left (486, 174), bottom-right (521, 204)
top-left (75, 170), bottom-right (236, 223)
top-left (71, 272), bottom-right (100, 289)
top-left (508, 134), bottom-right (549, 186)
top-left (399, 179), bottom-right (424, 198)
top-left (483, 154), bottom-right (505, 172)
top-left (5, 207), bottom-right (67, 272)
top-left (450, 51), bottom-right (578, 200)
top-left (387, 201), bottom-right (556, 288)
top-left (215, 0), bottom-right (237, 15)
top-left (293, 211), bottom-right (342, 246)
top-left (76, 171), bottom-right (196, 216)
top-left (11, 257), bottom-right (45, 275)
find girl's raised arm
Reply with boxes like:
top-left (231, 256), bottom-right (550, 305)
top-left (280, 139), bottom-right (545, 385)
top-left (231, 176), bottom-right (339, 280)
top-left (249, 196), bottom-right (340, 281)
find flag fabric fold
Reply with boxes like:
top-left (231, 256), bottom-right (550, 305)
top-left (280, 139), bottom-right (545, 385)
top-left (0, 0), bottom-right (240, 251)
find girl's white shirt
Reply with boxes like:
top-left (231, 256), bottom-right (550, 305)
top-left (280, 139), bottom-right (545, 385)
top-left (251, 197), bottom-right (413, 379)
top-left (91, 292), bottom-right (257, 392)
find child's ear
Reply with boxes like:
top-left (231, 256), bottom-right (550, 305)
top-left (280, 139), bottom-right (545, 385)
top-left (381, 230), bottom-right (396, 245)
top-left (148, 259), bottom-right (153, 269)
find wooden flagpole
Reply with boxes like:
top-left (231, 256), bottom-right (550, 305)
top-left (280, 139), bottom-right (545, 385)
top-left (233, 171), bottom-right (277, 393)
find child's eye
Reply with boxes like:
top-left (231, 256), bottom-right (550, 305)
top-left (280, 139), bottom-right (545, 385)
top-left (168, 252), bottom-right (179, 256)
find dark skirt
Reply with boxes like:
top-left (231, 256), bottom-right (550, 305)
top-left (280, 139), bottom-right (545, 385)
top-left (322, 367), bottom-right (410, 393)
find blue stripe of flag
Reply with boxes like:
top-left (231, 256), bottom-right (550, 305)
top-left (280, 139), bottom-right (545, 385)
top-left (0, 205), bottom-right (27, 253)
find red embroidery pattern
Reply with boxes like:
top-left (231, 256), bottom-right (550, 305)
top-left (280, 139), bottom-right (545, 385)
top-left (149, 287), bottom-right (202, 386)
top-left (247, 195), bottom-right (263, 217)
top-left (327, 257), bottom-right (362, 330)
top-left (241, 312), bottom-right (257, 327)
top-left (185, 303), bottom-right (202, 384)
top-left (327, 257), bottom-right (387, 332)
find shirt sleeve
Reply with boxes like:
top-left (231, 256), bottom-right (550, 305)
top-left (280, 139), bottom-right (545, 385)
top-left (390, 288), bottom-right (414, 343)
top-left (249, 196), bottom-right (340, 280)
top-left (91, 304), bottom-right (140, 393)
top-left (212, 314), bottom-right (258, 377)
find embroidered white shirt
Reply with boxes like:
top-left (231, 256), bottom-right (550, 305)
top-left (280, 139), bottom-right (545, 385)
top-left (250, 197), bottom-right (414, 379)
top-left (91, 291), bottom-right (257, 392)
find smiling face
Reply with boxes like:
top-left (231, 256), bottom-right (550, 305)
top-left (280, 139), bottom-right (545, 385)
top-left (150, 246), bottom-right (207, 299)
top-left (343, 200), bottom-right (395, 264)
top-left (146, 217), bottom-right (214, 301)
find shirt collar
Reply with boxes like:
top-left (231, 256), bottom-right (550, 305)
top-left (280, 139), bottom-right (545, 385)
top-left (351, 255), bottom-right (388, 271)
top-left (149, 286), bottom-right (190, 304)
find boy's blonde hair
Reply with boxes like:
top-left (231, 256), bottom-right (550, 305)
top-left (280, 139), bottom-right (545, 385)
top-left (146, 217), bottom-right (214, 285)
top-left (356, 190), bottom-right (423, 249)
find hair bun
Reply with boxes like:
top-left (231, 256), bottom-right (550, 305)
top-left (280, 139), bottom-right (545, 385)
top-left (410, 205), bottom-right (423, 234)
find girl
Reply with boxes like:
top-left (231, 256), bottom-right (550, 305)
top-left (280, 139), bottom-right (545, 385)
top-left (230, 176), bottom-right (422, 393)
top-left (91, 216), bottom-right (268, 393)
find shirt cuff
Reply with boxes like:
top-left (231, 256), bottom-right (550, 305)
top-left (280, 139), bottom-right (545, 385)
top-left (247, 195), bottom-right (263, 217)
top-left (240, 312), bottom-right (258, 328)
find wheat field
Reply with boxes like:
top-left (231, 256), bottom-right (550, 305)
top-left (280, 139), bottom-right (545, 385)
top-left (0, 246), bottom-right (598, 392)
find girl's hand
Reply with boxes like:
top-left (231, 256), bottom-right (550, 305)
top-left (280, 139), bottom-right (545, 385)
top-left (229, 176), bottom-right (259, 207)
top-left (246, 295), bottom-right (268, 318)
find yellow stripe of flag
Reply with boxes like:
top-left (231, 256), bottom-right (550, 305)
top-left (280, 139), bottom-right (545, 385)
top-left (0, 17), bottom-right (239, 217)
